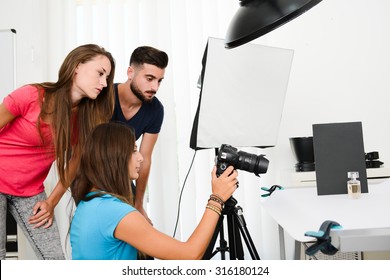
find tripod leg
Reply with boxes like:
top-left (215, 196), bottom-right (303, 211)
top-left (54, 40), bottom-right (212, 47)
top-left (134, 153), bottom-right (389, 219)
top-left (204, 196), bottom-right (260, 260)
top-left (226, 212), bottom-right (245, 259)
top-left (202, 213), bottom-right (227, 259)
top-left (234, 206), bottom-right (261, 260)
top-left (217, 220), bottom-right (228, 260)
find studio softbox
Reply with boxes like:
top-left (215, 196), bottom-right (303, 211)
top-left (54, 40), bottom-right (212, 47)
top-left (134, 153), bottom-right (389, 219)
top-left (190, 37), bottom-right (294, 150)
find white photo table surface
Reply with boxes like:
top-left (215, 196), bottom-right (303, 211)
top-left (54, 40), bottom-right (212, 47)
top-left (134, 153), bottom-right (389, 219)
top-left (260, 179), bottom-right (390, 259)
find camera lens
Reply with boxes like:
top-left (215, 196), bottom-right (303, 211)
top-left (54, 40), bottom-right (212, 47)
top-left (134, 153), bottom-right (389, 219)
top-left (237, 151), bottom-right (269, 176)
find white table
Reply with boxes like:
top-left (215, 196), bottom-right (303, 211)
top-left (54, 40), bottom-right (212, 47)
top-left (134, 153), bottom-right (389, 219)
top-left (260, 179), bottom-right (390, 259)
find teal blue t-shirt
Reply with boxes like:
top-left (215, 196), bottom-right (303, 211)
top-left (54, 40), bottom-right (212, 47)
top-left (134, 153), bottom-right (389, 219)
top-left (70, 193), bottom-right (137, 260)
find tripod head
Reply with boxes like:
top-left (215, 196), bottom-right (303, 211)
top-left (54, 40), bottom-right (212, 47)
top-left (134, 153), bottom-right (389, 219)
top-left (222, 196), bottom-right (238, 213)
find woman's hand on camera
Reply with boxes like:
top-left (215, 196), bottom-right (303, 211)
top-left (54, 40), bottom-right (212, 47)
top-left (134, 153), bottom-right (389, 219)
top-left (211, 166), bottom-right (238, 202)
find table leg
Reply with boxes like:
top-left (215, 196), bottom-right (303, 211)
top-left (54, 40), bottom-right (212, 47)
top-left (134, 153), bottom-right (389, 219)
top-left (278, 224), bottom-right (286, 260)
top-left (278, 224), bottom-right (302, 259)
top-left (295, 240), bottom-right (302, 260)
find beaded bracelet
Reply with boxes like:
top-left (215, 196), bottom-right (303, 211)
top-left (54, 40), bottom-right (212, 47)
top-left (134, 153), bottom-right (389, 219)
top-left (208, 201), bottom-right (222, 211)
top-left (206, 206), bottom-right (221, 216)
top-left (206, 203), bottom-right (222, 216)
top-left (209, 194), bottom-right (224, 207)
top-left (207, 199), bottom-right (222, 210)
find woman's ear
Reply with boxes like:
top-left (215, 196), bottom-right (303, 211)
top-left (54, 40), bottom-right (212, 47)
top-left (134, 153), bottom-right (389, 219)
top-left (74, 64), bottom-right (80, 75)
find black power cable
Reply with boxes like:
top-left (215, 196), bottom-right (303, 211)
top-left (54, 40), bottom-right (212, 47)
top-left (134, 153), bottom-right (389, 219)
top-left (172, 150), bottom-right (197, 238)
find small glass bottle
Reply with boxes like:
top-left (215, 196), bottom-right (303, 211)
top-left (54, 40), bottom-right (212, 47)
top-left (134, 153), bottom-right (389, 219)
top-left (347, 171), bottom-right (361, 199)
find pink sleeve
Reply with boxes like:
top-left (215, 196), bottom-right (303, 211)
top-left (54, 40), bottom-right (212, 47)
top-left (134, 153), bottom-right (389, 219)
top-left (3, 85), bottom-right (39, 117)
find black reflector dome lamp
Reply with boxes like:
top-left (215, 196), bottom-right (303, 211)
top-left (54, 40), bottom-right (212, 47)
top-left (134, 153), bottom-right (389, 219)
top-left (225, 0), bottom-right (322, 49)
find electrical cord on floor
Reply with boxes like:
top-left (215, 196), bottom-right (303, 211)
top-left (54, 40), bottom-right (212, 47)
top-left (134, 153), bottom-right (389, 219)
top-left (172, 149), bottom-right (197, 238)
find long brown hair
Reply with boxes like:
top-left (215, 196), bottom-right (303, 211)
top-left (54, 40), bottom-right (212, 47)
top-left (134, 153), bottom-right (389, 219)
top-left (36, 44), bottom-right (116, 188)
top-left (71, 122), bottom-right (135, 206)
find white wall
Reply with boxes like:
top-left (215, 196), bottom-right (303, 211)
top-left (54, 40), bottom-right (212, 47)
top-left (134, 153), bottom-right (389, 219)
top-left (249, 0), bottom-right (390, 258)
top-left (0, 0), bottom-right (71, 259)
top-left (0, 0), bottom-right (48, 87)
top-left (255, 0), bottom-right (390, 181)
top-left (1, 0), bottom-right (390, 260)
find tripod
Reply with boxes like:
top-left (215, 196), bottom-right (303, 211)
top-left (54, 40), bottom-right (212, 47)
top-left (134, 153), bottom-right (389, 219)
top-left (202, 196), bottom-right (260, 260)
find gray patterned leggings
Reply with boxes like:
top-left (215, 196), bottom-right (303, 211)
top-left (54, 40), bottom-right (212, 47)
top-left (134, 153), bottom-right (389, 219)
top-left (0, 191), bottom-right (65, 260)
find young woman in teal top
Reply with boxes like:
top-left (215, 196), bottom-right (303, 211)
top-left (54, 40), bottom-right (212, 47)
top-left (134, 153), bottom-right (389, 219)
top-left (70, 122), bottom-right (239, 260)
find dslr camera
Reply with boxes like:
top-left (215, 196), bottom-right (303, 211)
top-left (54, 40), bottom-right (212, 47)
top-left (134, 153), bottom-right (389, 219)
top-left (215, 144), bottom-right (269, 177)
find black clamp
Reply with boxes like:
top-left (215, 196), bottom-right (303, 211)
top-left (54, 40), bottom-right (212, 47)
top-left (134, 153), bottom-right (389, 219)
top-left (304, 220), bottom-right (341, 256)
top-left (261, 185), bottom-right (284, 197)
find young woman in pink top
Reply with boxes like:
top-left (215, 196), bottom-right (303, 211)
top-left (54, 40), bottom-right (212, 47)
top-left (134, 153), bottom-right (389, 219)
top-left (0, 44), bottom-right (115, 259)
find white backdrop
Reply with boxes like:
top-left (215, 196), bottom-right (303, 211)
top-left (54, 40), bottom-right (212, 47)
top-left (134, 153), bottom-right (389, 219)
top-left (0, 29), bottom-right (16, 100)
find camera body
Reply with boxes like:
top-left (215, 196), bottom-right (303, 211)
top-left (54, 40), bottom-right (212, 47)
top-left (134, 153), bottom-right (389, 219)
top-left (215, 144), bottom-right (269, 177)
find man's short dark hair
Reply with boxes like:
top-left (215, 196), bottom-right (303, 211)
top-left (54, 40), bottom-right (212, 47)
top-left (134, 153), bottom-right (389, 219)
top-left (130, 46), bottom-right (169, 69)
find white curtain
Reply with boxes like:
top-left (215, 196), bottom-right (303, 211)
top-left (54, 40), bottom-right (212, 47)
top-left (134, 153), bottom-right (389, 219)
top-left (46, 0), bottom-right (279, 259)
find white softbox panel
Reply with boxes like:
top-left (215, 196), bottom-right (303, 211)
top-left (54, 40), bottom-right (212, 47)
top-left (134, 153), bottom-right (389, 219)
top-left (190, 37), bottom-right (294, 150)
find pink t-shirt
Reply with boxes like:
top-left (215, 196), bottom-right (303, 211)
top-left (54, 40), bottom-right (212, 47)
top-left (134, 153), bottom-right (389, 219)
top-left (0, 85), bottom-right (55, 196)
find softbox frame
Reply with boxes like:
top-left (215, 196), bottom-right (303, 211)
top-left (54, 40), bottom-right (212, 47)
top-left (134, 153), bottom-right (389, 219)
top-left (190, 37), bottom-right (294, 150)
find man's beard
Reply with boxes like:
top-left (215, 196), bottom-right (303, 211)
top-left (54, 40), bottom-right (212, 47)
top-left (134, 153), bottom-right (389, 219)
top-left (130, 82), bottom-right (154, 103)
